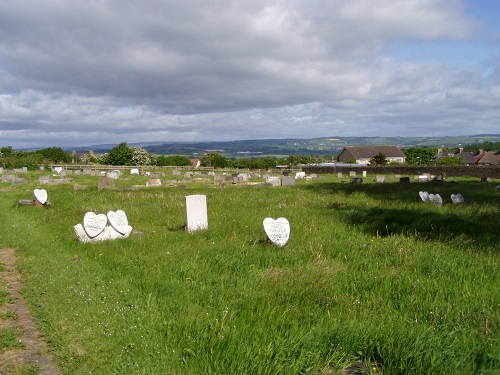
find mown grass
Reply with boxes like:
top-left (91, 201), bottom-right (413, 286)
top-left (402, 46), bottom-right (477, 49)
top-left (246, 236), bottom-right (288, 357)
top-left (0, 171), bottom-right (499, 374)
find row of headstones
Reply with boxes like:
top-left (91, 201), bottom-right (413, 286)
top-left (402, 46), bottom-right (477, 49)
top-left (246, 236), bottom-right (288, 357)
top-left (71, 194), bottom-right (290, 246)
top-left (419, 191), bottom-right (464, 206)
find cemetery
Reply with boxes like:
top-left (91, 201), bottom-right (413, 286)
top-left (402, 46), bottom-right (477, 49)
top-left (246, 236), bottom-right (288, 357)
top-left (0, 166), bottom-right (499, 374)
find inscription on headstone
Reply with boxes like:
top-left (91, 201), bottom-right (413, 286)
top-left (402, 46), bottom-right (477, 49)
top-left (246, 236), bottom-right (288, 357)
top-left (263, 217), bottom-right (290, 247)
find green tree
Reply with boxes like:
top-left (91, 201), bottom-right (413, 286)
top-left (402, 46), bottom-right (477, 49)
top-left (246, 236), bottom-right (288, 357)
top-left (200, 153), bottom-right (227, 168)
top-left (36, 147), bottom-right (72, 163)
top-left (435, 156), bottom-right (465, 166)
top-left (156, 155), bottom-right (192, 166)
top-left (369, 152), bottom-right (388, 166)
top-left (104, 142), bottom-right (134, 165)
top-left (403, 147), bottom-right (438, 165)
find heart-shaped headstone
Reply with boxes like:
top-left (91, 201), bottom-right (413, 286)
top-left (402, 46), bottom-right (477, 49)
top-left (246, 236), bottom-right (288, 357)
top-left (107, 210), bottom-right (128, 235)
top-left (429, 193), bottom-right (443, 206)
top-left (419, 191), bottom-right (430, 202)
top-left (83, 212), bottom-right (108, 238)
top-left (263, 217), bottom-right (290, 247)
top-left (33, 188), bottom-right (48, 204)
top-left (451, 194), bottom-right (464, 204)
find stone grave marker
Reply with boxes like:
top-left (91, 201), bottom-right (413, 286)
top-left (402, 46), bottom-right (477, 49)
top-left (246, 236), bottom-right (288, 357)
top-left (419, 191), bottom-right (430, 202)
top-left (337, 172), bottom-right (343, 178)
top-left (263, 217), bottom-right (290, 247)
top-left (185, 195), bottom-right (208, 232)
top-left (375, 175), bottom-right (385, 183)
top-left (33, 188), bottom-right (48, 206)
top-left (266, 176), bottom-right (281, 187)
top-left (295, 172), bottom-right (306, 179)
top-left (146, 179), bottom-right (161, 187)
top-left (400, 177), bottom-right (410, 183)
top-left (107, 171), bottom-right (120, 179)
top-left (107, 210), bottom-right (129, 235)
top-left (98, 177), bottom-right (115, 190)
top-left (281, 176), bottom-right (296, 186)
top-left (83, 212), bottom-right (108, 238)
top-left (349, 171), bottom-right (356, 177)
top-left (429, 194), bottom-right (443, 206)
top-left (451, 194), bottom-right (464, 204)
top-left (362, 171), bottom-right (367, 177)
top-left (54, 166), bottom-right (63, 174)
top-left (130, 168), bottom-right (139, 175)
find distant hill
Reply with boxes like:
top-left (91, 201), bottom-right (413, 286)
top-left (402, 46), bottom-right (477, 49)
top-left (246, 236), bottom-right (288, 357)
top-left (68, 135), bottom-right (500, 158)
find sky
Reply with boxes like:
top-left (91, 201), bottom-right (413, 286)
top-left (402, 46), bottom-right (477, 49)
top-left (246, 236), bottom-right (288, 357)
top-left (1, 0), bottom-right (499, 149)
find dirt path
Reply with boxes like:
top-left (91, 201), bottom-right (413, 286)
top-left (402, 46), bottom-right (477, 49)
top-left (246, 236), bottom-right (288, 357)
top-left (0, 248), bottom-right (59, 374)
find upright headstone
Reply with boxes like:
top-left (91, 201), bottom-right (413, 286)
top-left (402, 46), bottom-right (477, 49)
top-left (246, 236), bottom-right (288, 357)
top-left (263, 217), bottom-right (290, 247)
top-left (295, 172), bottom-right (306, 179)
top-left (281, 176), bottom-right (296, 186)
top-left (146, 179), bottom-right (161, 187)
top-left (451, 194), bottom-right (465, 204)
top-left (33, 188), bottom-right (48, 207)
top-left (337, 172), bottom-right (343, 178)
top-left (375, 175), bottom-right (385, 183)
top-left (130, 168), bottom-right (139, 175)
top-left (266, 176), bottom-right (281, 187)
top-left (362, 171), bottom-right (367, 178)
top-left (419, 191), bottom-right (430, 202)
top-left (97, 177), bottom-right (115, 190)
top-left (349, 171), bottom-right (356, 177)
top-left (185, 195), bottom-right (208, 232)
top-left (429, 194), bottom-right (443, 206)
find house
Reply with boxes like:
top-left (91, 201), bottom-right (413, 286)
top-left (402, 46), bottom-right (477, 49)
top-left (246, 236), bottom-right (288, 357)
top-left (477, 151), bottom-right (500, 166)
top-left (337, 146), bottom-right (406, 165)
top-left (433, 147), bottom-right (485, 165)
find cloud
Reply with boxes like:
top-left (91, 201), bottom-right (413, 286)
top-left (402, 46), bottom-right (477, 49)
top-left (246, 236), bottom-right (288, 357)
top-left (0, 0), bottom-right (498, 148)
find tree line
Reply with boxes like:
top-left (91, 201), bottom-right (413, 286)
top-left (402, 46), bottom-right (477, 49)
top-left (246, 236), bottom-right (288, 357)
top-left (2, 141), bottom-right (498, 170)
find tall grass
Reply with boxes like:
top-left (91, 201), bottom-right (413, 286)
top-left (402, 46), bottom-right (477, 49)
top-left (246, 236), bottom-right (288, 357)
top-left (0, 172), bottom-right (499, 374)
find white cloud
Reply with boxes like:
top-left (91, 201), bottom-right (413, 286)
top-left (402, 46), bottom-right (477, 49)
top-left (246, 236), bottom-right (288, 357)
top-left (0, 0), bottom-right (498, 148)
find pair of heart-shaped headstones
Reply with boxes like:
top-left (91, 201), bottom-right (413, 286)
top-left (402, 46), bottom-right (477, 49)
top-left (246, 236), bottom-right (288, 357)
top-left (83, 210), bottom-right (128, 238)
top-left (33, 189), bottom-right (48, 204)
top-left (263, 217), bottom-right (290, 247)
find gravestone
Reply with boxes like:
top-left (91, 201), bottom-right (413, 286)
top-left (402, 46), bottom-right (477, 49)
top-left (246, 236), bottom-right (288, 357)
top-left (33, 188), bottom-right (48, 207)
top-left (419, 191), bottom-right (430, 202)
top-left (97, 177), bottom-right (115, 190)
top-left (295, 172), bottom-right (306, 179)
top-left (130, 168), bottom-right (139, 175)
top-left (362, 171), bottom-right (367, 178)
top-left (146, 179), bottom-right (161, 187)
top-left (185, 195), bottom-right (208, 232)
top-left (375, 175), bottom-right (385, 183)
top-left (429, 194), bottom-right (443, 206)
top-left (74, 210), bottom-right (132, 242)
top-left (418, 175), bottom-right (429, 182)
top-left (54, 167), bottom-right (63, 174)
top-left (337, 172), bottom-right (343, 178)
top-left (481, 177), bottom-right (488, 183)
top-left (0, 167), bottom-right (3, 174)
top-left (350, 177), bottom-right (363, 184)
top-left (263, 217), bottom-right (290, 247)
top-left (400, 177), bottom-right (410, 183)
top-left (349, 171), bottom-right (356, 177)
top-left (266, 176), bottom-right (281, 187)
top-left (451, 194), bottom-right (464, 204)
top-left (107, 171), bottom-right (120, 179)
top-left (214, 175), bottom-right (226, 185)
top-left (281, 176), bottom-right (296, 186)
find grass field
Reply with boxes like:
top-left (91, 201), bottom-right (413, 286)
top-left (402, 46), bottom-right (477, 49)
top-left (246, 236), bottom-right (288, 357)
top-left (0, 170), bottom-right (499, 374)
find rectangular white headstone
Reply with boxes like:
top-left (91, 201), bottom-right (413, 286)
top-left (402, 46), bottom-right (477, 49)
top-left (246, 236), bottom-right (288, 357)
top-left (185, 195), bottom-right (208, 232)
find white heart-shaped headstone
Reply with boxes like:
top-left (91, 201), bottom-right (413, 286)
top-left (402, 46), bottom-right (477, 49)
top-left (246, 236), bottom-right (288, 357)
top-left (107, 210), bottom-right (128, 235)
top-left (451, 194), bottom-right (464, 204)
top-left (33, 188), bottom-right (48, 204)
top-left (83, 212), bottom-right (108, 238)
top-left (429, 194), bottom-right (443, 206)
top-left (419, 191), bottom-right (430, 202)
top-left (263, 217), bottom-right (290, 247)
